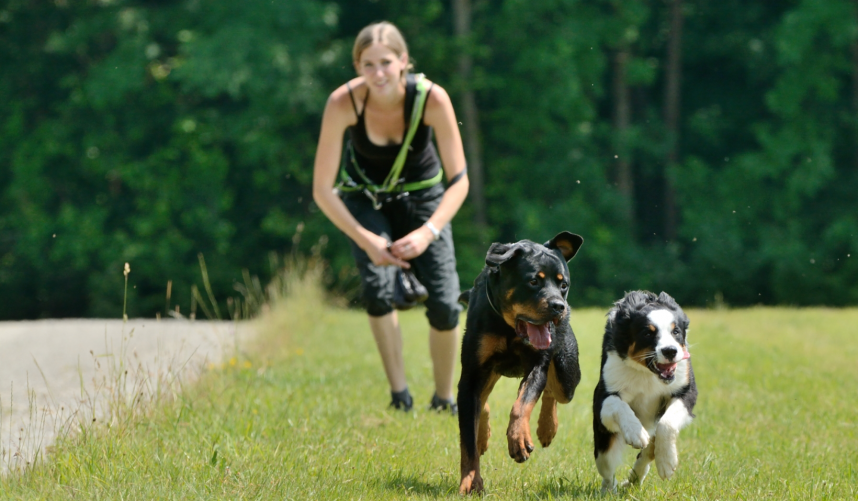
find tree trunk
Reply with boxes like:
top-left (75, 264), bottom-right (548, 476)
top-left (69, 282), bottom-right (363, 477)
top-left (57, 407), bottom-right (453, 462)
top-left (663, 0), bottom-right (683, 240)
top-left (453, 0), bottom-right (486, 227)
top-left (613, 49), bottom-right (634, 226)
top-left (853, 0), bottom-right (858, 169)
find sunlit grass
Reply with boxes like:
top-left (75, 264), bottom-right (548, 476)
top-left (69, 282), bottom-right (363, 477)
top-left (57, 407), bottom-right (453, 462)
top-left (0, 273), bottom-right (856, 499)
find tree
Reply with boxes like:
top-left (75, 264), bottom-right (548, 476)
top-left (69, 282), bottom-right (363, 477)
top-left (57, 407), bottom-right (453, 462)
top-left (453, 0), bottom-right (487, 229)
top-left (662, 0), bottom-right (683, 240)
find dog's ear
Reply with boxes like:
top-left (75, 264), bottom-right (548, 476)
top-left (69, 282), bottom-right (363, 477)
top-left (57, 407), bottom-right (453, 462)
top-left (485, 242), bottom-right (523, 269)
top-left (657, 291), bottom-right (677, 307)
top-left (458, 289), bottom-right (472, 306)
top-left (544, 232), bottom-right (584, 261)
top-left (622, 290), bottom-right (653, 311)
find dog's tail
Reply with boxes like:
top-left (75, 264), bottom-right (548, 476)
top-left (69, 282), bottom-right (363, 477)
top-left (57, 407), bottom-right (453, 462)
top-left (458, 289), bottom-right (472, 306)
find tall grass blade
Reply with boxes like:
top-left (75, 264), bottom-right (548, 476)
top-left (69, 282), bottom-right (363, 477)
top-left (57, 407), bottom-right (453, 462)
top-left (190, 285), bottom-right (213, 320)
top-left (197, 253), bottom-right (221, 320)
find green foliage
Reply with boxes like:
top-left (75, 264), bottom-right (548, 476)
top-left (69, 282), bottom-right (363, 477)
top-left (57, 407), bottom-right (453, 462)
top-left (0, 0), bottom-right (338, 318)
top-left (2, 0), bottom-right (858, 318)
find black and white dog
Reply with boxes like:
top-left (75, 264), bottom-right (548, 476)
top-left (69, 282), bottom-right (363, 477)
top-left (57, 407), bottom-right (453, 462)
top-left (592, 291), bottom-right (697, 492)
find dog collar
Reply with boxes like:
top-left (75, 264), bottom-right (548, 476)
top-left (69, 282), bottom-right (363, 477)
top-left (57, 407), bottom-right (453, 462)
top-left (485, 286), bottom-right (503, 317)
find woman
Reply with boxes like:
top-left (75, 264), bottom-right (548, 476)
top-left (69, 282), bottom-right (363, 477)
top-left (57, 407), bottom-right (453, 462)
top-left (312, 21), bottom-right (469, 413)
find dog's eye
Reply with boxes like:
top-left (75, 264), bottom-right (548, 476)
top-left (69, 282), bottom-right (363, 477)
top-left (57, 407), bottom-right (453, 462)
top-left (560, 282), bottom-right (568, 290)
top-left (529, 279), bottom-right (539, 286)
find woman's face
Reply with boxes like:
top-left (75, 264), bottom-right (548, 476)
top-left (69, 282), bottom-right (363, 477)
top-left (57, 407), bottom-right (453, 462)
top-left (355, 42), bottom-right (408, 97)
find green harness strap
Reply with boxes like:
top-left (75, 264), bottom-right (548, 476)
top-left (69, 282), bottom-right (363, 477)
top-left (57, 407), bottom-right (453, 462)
top-left (337, 74), bottom-right (444, 201)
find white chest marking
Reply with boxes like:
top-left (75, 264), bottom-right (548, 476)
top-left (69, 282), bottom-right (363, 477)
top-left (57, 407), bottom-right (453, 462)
top-left (602, 351), bottom-right (688, 431)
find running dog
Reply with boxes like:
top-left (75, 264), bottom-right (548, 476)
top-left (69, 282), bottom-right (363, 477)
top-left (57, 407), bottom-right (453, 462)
top-left (592, 290), bottom-right (697, 493)
top-left (456, 232), bottom-right (584, 494)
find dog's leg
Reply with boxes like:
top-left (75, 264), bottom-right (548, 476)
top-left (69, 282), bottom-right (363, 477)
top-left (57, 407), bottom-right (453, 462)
top-left (546, 334), bottom-right (581, 404)
top-left (506, 366), bottom-right (547, 463)
top-left (600, 395), bottom-right (649, 449)
top-left (537, 357), bottom-right (580, 448)
top-left (536, 363), bottom-right (561, 447)
top-left (458, 369), bottom-right (495, 494)
top-left (536, 391), bottom-right (557, 448)
top-left (477, 372), bottom-right (500, 456)
top-left (595, 434), bottom-right (625, 493)
top-left (628, 440), bottom-right (655, 486)
top-left (654, 398), bottom-right (693, 480)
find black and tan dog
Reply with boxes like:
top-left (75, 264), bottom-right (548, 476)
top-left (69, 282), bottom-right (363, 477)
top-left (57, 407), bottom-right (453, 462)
top-left (456, 232), bottom-right (584, 494)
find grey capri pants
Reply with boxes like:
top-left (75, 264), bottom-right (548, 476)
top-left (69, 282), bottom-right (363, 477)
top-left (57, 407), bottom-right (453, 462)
top-left (342, 184), bottom-right (462, 330)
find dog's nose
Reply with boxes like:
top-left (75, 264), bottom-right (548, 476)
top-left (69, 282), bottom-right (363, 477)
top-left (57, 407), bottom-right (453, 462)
top-left (661, 347), bottom-right (678, 361)
top-left (549, 299), bottom-right (566, 316)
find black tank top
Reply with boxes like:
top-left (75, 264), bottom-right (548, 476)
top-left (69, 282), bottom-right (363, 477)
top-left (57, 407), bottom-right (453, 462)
top-left (345, 74), bottom-right (441, 187)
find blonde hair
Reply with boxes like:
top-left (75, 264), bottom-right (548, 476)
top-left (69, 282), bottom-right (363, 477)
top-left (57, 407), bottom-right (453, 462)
top-left (352, 21), bottom-right (414, 72)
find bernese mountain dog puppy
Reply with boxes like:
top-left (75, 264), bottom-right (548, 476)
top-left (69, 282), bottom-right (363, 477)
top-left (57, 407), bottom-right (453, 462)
top-left (592, 291), bottom-right (697, 493)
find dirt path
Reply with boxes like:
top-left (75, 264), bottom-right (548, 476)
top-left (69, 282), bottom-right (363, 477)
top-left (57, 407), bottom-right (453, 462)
top-left (0, 318), bottom-right (252, 470)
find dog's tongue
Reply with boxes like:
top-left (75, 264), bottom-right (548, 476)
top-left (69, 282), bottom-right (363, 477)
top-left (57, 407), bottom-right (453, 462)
top-left (525, 322), bottom-right (552, 350)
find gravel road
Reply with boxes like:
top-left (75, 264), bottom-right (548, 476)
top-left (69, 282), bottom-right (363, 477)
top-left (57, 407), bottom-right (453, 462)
top-left (0, 318), bottom-right (252, 471)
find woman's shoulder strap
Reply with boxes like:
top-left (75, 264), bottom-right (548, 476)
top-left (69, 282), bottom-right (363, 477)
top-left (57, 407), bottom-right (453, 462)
top-left (404, 73), bottom-right (432, 124)
top-left (345, 81), bottom-right (360, 118)
top-left (404, 73), bottom-right (417, 122)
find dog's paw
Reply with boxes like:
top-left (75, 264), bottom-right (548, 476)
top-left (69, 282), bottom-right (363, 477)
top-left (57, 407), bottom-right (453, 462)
top-left (536, 419), bottom-right (557, 448)
top-left (620, 421), bottom-right (649, 450)
top-left (628, 465), bottom-right (650, 486)
top-left (507, 425), bottom-right (534, 463)
top-left (459, 472), bottom-right (484, 495)
top-left (478, 413), bottom-right (492, 456)
top-left (654, 428), bottom-right (679, 479)
top-left (477, 429), bottom-right (491, 456)
top-left (536, 398), bottom-right (558, 448)
top-left (600, 478), bottom-right (617, 494)
top-left (628, 447), bottom-right (654, 486)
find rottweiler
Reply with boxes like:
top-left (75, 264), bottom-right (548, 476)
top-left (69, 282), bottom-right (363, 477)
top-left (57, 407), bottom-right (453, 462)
top-left (456, 231), bottom-right (584, 494)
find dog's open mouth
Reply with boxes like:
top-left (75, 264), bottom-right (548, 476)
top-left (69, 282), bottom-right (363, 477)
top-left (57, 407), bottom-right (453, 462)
top-left (515, 318), bottom-right (559, 350)
top-left (655, 362), bottom-right (677, 381)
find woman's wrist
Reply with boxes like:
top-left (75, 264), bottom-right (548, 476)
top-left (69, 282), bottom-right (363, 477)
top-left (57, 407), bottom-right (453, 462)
top-left (423, 222), bottom-right (441, 241)
top-left (355, 227), bottom-right (381, 251)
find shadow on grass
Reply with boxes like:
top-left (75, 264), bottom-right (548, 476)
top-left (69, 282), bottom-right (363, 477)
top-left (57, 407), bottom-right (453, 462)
top-left (381, 473), bottom-right (456, 497)
top-left (381, 471), bottom-right (599, 498)
top-left (532, 475), bottom-right (601, 498)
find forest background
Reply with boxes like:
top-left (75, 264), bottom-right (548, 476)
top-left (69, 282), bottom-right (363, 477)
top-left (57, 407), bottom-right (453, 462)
top-left (2, 0), bottom-right (857, 320)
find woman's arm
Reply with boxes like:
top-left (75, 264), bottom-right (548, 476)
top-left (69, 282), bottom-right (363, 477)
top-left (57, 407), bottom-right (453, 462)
top-left (389, 82), bottom-right (470, 260)
top-left (312, 83), bottom-right (410, 268)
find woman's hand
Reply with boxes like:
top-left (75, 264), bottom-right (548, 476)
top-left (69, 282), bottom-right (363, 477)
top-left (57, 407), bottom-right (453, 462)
top-left (363, 232), bottom-right (411, 268)
top-left (389, 226), bottom-right (434, 261)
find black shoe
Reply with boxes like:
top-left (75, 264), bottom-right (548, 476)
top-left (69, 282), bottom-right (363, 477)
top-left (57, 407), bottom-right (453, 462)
top-left (429, 393), bottom-right (458, 416)
top-left (390, 388), bottom-right (413, 412)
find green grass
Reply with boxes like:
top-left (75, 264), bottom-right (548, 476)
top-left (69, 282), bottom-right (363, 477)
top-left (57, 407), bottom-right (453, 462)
top-left (1, 277), bottom-right (857, 499)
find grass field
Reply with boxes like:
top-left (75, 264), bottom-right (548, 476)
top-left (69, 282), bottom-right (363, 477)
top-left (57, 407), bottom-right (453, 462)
top-left (1, 276), bottom-right (857, 499)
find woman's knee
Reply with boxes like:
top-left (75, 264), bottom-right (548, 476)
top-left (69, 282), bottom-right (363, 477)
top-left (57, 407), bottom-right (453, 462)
top-left (364, 294), bottom-right (394, 317)
top-left (425, 302), bottom-right (462, 331)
